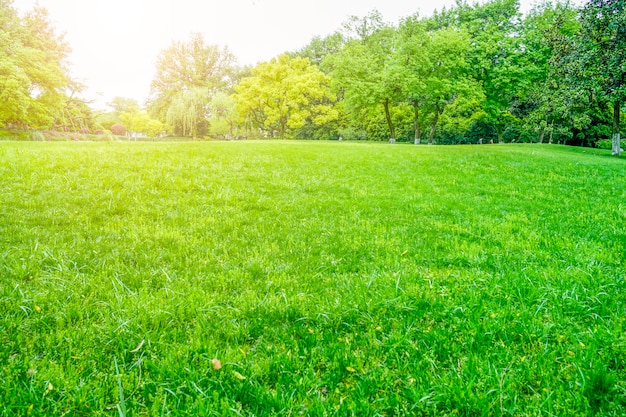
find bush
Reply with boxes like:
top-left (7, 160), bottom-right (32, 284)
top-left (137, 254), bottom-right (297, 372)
top-left (29, 131), bottom-right (46, 141)
top-left (78, 128), bottom-right (91, 134)
top-left (595, 138), bottom-right (626, 150)
top-left (110, 124), bottom-right (127, 136)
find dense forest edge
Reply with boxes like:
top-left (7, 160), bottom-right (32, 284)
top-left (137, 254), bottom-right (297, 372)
top-left (1, 0), bottom-right (624, 155)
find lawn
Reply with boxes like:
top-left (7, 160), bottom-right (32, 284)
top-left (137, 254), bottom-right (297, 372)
top-left (1, 141), bottom-right (625, 416)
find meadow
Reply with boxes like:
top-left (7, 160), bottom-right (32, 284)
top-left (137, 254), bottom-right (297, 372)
top-left (0, 141), bottom-right (625, 416)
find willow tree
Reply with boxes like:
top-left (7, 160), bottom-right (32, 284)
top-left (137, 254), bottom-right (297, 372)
top-left (148, 33), bottom-right (236, 135)
top-left (166, 87), bottom-right (208, 139)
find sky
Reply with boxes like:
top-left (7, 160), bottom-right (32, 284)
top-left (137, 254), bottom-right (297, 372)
top-left (13, 0), bottom-right (540, 110)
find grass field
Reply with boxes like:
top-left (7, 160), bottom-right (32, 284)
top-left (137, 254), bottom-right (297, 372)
top-left (1, 141), bottom-right (625, 416)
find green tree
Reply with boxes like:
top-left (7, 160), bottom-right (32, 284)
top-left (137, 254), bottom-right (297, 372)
top-left (330, 11), bottom-right (402, 142)
top-left (234, 55), bottom-right (338, 138)
top-left (577, 0), bottom-right (625, 155)
top-left (395, 17), bottom-right (481, 144)
top-left (166, 87), bottom-right (208, 139)
top-left (109, 97), bottom-right (140, 114)
top-left (148, 33), bottom-right (237, 134)
top-left (293, 32), bottom-right (346, 73)
top-left (520, 1), bottom-right (588, 145)
top-left (0, 1), bottom-right (71, 129)
top-left (209, 92), bottom-right (238, 138)
top-left (433, 0), bottom-right (526, 143)
top-left (120, 110), bottom-right (166, 138)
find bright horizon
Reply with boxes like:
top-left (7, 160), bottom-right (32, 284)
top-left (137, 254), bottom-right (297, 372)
top-left (13, 0), bottom-right (542, 110)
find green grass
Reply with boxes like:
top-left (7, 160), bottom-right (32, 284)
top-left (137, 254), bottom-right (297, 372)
top-left (1, 141), bottom-right (625, 416)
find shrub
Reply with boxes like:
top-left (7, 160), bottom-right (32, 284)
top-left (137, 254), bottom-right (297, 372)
top-left (79, 128), bottom-right (91, 134)
top-left (110, 124), bottom-right (127, 136)
top-left (595, 139), bottom-right (626, 150)
top-left (29, 131), bottom-right (46, 141)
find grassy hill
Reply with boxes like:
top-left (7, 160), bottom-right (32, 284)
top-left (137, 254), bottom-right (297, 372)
top-left (1, 141), bottom-right (625, 416)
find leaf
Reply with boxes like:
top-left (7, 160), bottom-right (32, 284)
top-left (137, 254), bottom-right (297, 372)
top-left (212, 358), bottom-right (222, 370)
top-left (130, 340), bottom-right (145, 353)
top-left (346, 366), bottom-right (357, 373)
top-left (232, 371), bottom-right (247, 380)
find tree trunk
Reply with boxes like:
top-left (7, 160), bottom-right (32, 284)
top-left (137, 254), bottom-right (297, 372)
top-left (413, 106), bottom-right (421, 145)
top-left (496, 124), bottom-right (504, 144)
top-left (548, 122), bottom-right (554, 144)
top-left (428, 104), bottom-right (440, 145)
top-left (538, 126), bottom-right (545, 144)
top-left (613, 100), bottom-right (621, 156)
top-left (383, 99), bottom-right (396, 143)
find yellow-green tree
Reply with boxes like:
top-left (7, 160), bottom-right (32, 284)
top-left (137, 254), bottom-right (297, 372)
top-left (233, 55), bottom-right (338, 138)
top-left (0, 1), bottom-right (71, 129)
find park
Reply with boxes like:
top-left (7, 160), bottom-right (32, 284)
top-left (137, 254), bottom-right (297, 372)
top-left (1, 0), bottom-right (625, 415)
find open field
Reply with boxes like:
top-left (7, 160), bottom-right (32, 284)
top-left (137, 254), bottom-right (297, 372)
top-left (1, 141), bottom-right (625, 416)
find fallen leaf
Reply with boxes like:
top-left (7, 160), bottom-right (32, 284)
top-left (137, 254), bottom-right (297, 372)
top-left (130, 339), bottom-right (145, 353)
top-left (232, 371), bottom-right (247, 380)
top-left (212, 358), bottom-right (222, 370)
top-left (346, 366), bottom-right (357, 373)
top-left (34, 305), bottom-right (41, 313)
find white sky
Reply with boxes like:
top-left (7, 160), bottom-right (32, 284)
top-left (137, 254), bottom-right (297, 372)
top-left (12, 0), bottom-right (541, 110)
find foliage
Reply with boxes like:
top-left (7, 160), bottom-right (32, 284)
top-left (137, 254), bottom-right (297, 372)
top-left (596, 138), bottom-right (626, 150)
top-left (1, 142), bottom-right (625, 415)
top-left (164, 87), bottom-right (209, 139)
top-left (330, 12), bottom-right (401, 142)
top-left (110, 123), bottom-right (127, 136)
top-left (575, 0), bottom-right (626, 155)
top-left (120, 110), bottom-right (166, 138)
top-left (208, 92), bottom-right (239, 138)
top-left (0, 1), bottom-right (71, 129)
top-left (148, 33), bottom-right (237, 133)
top-left (234, 55), bottom-right (338, 138)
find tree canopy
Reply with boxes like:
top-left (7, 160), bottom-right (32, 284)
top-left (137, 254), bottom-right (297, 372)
top-left (148, 33), bottom-right (237, 137)
top-left (0, 0), bottom-right (73, 129)
top-left (1, 0), bottom-right (623, 151)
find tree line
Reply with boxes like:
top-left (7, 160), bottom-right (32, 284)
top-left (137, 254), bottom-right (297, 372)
top-left (1, 0), bottom-right (624, 155)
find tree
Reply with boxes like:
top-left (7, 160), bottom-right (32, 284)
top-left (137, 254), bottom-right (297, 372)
top-left (148, 33), bottom-right (237, 134)
top-left (209, 92), bottom-right (239, 138)
top-left (234, 55), bottom-right (338, 138)
top-left (330, 12), bottom-right (402, 142)
top-left (0, 1), bottom-right (71, 129)
top-left (109, 97), bottom-right (140, 114)
top-left (395, 17), bottom-right (482, 144)
top-left (293, 32), bottom-right (346, 73)
top-left (120, 110), bottom-right (166, 138)
top-left (519, 1), bottom-right (585, 144)
top-left (577, 0), bottom-right (625, 156)
top-left (433, 0), bottom-right (526, 143)
top-left (166, 87), bottom-right (209, 139)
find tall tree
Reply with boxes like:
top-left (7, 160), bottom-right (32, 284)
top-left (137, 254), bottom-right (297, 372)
top-left (0, 1), bottom-right (71, 129)
top-left (577, 0), bottom-right (625, 155)
top-left (166, 87), bottom-right (208, 139)
top-left (148, 33), bottom-right (236, 135)
top-left (395, 17), bottom-right (481, 144)
top-left (433, 0), bottom-right (525, 143)
top-left (330, 11), bottom-right (402, 142)
top-left (520, 1), bottom-right (587, 145)
top-left (208, 92), bottom-right (239, 138)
